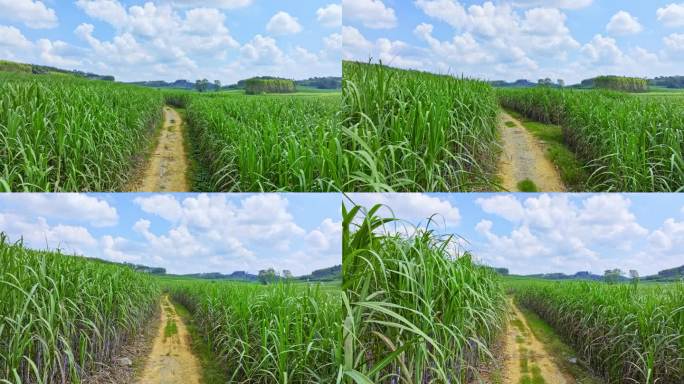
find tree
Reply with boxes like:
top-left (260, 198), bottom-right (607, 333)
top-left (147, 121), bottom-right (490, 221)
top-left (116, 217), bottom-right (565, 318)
top-left (214, 80), bottom-right (221, 91)
top-left (195, 78), bottom-right (209, 92)
top-left (557, 79), bottom-right (565, 87)
top-left (629, 269), bottom-right (640, 290)
top-left (258, 268), bottom-right (277, 285)
top-left (604, 268), bottom-right (623, 284)
top-left (283, 270), bottom-right (293, 279)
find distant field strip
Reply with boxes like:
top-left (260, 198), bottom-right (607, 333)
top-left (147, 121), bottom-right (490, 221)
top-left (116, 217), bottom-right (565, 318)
top-left (498, 88), bottom-right (684, 191)
top-left (0, 235), bottom-right (160, 383)
top-left (178, 92), bottom-right (342, 191)
top-left (342, 203), bottom-right (506, 383)
top-left (0, 73), bottom-right (163, 192)
top-left (342, 61), bottom-right (500, 191)
top-left (167, 279), bottom-right (341, 383)
top-left (510, 279), bottom-right (684, 383)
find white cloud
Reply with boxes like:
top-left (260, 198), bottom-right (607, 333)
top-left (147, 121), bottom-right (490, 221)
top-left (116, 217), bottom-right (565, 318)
top-left (342, 25), bottom-right (373, 58)
top-left (317, 4), bottom-right (342, 28)
top-left (240, 34), bottom-right (285, 65)
top-left (134, 194), bottom-right (183, 222)
top-left (266, 11), bottom-right (302, 36)
top-left (1, 194), bottom-right (118, 227)
top-left (348, 193), bottom-right (461, 227)
top-left (343, 0), bottom-right (397, 29)
top-left (664, 33), bottom-right (684, 55)
top-left (606, 11), bottom-right (642, 36)
top-left (473, 194), bottom-right (650, 274)
top-left (0, 25), bottom-right (32, 49)
top-left (511, 0), bottom-right (593, 9)
top-left (165, 0), bottom-right (253, 9)
top-left (0, 213), bottom-right (97, 255)
top-left (306, 218), bottom-right (342, 251)
top-left (414, 0), bottom-right (468, 28)
top-left (657, 3), bottom-right (684, 28)
top-left (582, 34), bottom-right (624, 64)
top-left (0, 0), bottom-right (58, 29)
top-left (75, 0), bottom-right (128, 28)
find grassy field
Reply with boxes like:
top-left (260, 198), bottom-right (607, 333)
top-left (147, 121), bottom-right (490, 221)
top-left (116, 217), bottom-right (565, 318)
top-left (0, 235), bottom-right (160, 383)
top-left (342, 202), bottom-right (506, 383)
top-left (0, 72), bottom-right (164, 192)
top-left (175, 91), bottom-right (342, 191)
top-left (498, 87), bottom-right (684, 191)
top-left (342, 61), bottom-right (500, 191)
top-left (508, 278), bottom-right (684, 383)
top-left (165, 278), bottom-right (341, 383)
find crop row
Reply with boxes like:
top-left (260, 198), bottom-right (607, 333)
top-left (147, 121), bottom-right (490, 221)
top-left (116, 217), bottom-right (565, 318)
top-left (0, 73), bottom-right (164, 192)
top-left (182, 93), bottom-right (342, 191)
top-left (498, 87), bottom-right (684, 191)
top-left (166, 279), bottom-right (341, 383)
top-left (342, 61), bottom-right (500, 191)
top-left (342, 203), bottom-right (506, 383)
top-left (0, 234), bottom-right (160, 384)
top-left (510, 279), bottom-right (684, 383)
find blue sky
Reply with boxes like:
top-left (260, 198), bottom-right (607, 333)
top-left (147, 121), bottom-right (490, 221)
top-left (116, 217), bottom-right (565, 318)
top-left (342, 0), bottom-right (684, 83)
top-left (348, 193), bottom-right (684, 276)
top-left (0, 193), bottom-right (341, 275)
top-left (0, 0), bottom-right (341, 83)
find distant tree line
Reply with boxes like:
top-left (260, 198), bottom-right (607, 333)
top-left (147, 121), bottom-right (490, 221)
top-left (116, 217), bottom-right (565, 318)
top-left (245, 78), bottom-right (296, 94)
top-left (650, 76), bottom-right (684, 89)
top-left (582, 76), bottom-right (649, 92)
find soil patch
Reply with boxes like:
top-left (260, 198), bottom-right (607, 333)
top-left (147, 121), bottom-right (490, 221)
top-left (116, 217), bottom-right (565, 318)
top-left (498, 112), bottom-right (565, 192)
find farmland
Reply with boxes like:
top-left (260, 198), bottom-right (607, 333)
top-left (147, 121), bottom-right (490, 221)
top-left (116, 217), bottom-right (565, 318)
top-left (342, 61), bottom-right (500, 192)
top-left (0, 72), bottom-right (163, 192)
top-left (0, 234), bottom-right (160, 383)
top-left (167, 279), bottom-right (341, 383)
top-left (509, 278), bottom-right (684, 383)
top-left (342, 202), bottom-right (507, 383)
top-left (0, 234), bottom-right (341, 383)
top-left (177, 91), bottom-right (342, 192)
top-left (0, 71), bottom-right (341, 192)
top-left (498, 87), bottom-right (684, 192)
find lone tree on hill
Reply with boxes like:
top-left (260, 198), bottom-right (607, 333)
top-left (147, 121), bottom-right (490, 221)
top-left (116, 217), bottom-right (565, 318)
top-left (258, 268), bottom-right (277, 285)
top-left (195, 78), bottom-right (209, 92)
top-left (214, 80), bottom-right (221, 91)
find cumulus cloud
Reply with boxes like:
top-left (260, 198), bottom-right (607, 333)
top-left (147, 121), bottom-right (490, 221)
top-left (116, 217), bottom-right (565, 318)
top-left (472, 194), bottom-right (650, 274)
top-left (0, 0), bottom-right (58, 29)
top-left (511, 0), bottom-right (593, 9)
top-left (606, 11), bottom-right (643, 36)
top-left (317, 4), bottom-right (342, 28)
top-left (582, 34), bottom-right (624, 64)
top-left (657, 3), bottom-right (684, 28)
top-left (348, 193), bottom-right (461, 228)
top-left (343, 0), bottom-right (397, 29)
top-left (1, 194), bottom-right (118, 227)
top-left (266, 11), bottom-right (302, 36)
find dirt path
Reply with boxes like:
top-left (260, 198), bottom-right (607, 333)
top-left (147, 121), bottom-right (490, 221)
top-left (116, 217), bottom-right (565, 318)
top-left (137, 295), bottom-right (201, 384)
top-left (503, 299), bottom-right (569, 384)
top-left (136, 106), bottom-right (189, 192)
top-left (497, 112), bottom-right (565, 192)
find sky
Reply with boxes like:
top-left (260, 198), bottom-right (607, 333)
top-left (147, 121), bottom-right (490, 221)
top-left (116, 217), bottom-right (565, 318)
top-left (347, 193), bottom-right (684, 276)
top-left (0, 0), bottom-right (341, 83)
top-left (342, 0), bottom-right (684, 84)
top-left (0, 193), bottom-right (341, 276)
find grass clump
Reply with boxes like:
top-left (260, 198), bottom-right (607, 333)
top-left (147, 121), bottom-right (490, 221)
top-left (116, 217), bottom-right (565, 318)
top-left (517, 179), bottom-right (538, 192)
top-left (342, 201), bottom-right (506, 383)
top-left (342, 61), bottom-right (500, 191)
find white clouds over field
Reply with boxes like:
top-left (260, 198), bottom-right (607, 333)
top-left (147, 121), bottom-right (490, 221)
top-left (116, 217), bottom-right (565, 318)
top-left (0, 0), bottom-right (340, 83)
top-left (349, 193), bottom-right (684, 276)
top-left (0, 194), bottom-right (340, 276)
top-left (343, 0), bottom-right (684, 83)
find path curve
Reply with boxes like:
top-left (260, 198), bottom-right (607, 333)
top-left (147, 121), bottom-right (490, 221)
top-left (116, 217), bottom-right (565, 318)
top-left (135, 106), bottom-right (189, 192)
top-left (503, 299), bottom-right (568, 384)
top-left (497, 112), bottom-right (565, 192)
top-left (137, 295), bottom-right (201, 384)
